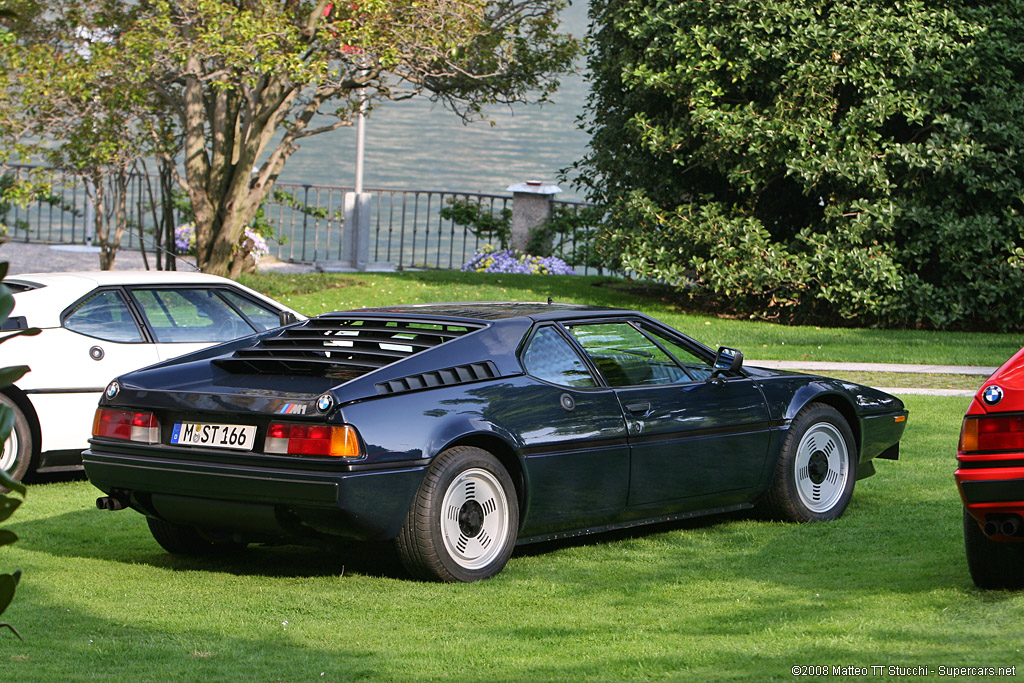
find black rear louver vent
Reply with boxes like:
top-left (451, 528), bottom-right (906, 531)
top-left (376, 362), bottom-right (499, 395)
top-left (214, 316), bottom-right (485, 378)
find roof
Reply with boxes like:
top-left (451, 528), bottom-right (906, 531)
top-left (7, 271), bottom-right (296, 329)
top-left (347, 301), bottom-right (630, 322)
top-left (8, 271), bottom-right (233, 289)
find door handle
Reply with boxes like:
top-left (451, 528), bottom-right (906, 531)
top-left (625, 401), bottom-right (651, 414)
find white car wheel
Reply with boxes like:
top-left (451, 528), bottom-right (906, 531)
top-left (0, 393), bottom-right (34, 484)
top-left (761, 404), bottom-right (857, 522)
top-left (397, 446), bottom-right (519, 582)
top-left (439, 467), bottom-right (512, 571)
top-left (794, 422), bottom-right (850, 514)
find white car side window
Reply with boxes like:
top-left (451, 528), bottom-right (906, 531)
top-left (131, 288), bottom-right (256, 342)
top-left (64, 290), bottom-right (145, 343)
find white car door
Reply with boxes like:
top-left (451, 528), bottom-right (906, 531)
top-left (16, 288), bottom-right (161, 452)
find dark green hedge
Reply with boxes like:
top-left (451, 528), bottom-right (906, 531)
top-left (577, 0), bottom-right (1024, 330)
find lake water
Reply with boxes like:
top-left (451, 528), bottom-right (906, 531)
top-left (281, 2), bottom-right (591, 200)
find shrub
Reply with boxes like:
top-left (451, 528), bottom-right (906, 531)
top-left (0, 261), bottom-right (36, 640)
top-left (580, 0), bottom-right (1024, 329)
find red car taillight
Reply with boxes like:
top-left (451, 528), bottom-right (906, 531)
top-left (265, 423), bottom-right (361, 457)
top-left (960, 415), bottom-right (1024, 453)
top-left (92, 408), bottom-right (160, 444)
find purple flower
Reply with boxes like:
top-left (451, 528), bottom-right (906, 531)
top-left (462, 245), bottom-right (575, 275)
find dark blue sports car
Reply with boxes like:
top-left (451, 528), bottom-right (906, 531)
top-left (84, 302), bottom-right (907, 582)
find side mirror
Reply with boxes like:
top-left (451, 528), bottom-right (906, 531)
top-left (711, 346), bottom-right (743, 377)
top-left (279, 311), bottom-right (298, 327)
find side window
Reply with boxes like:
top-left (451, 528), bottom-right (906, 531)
top-left (130, 288), bottom-right (256, 343)
top-left (521, 326), bottom-right (596, 388)
top-left (641, 325), bottom-right (716, 381)
top-left (63, 290), bottom-right (144, 342)
top-left (568, 322), bottom-right (689, 387)
top-left (219, 290), bottom-right (282, 332)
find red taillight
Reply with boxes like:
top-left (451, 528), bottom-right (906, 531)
top-left (92, 408), bottom-right (160, 444)
top-left (265, 423), bottom-right (361, 457)
top-left (960, 415), bottom-right (1024, 453)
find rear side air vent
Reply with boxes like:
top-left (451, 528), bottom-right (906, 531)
top-left (376, 362), bottom-right (499, 395)
top-left (214, 315), bottom-right (486, 378)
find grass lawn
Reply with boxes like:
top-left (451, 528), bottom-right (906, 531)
top-left (241, 270), bottom-right (1023, 367)
top-left (2, 395), bottom-right (1023, 681)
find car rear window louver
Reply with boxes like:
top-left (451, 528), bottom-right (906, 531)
top-left (375, 361), bottom-right (500, 395)
top-left (213, 316), bottom-right (486, 378)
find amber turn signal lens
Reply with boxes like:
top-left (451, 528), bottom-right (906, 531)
top-left (265, 423), bottom-right (361, 457)
top-left (959, 417), bottom-right (978, 453)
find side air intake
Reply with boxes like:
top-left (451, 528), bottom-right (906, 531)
top-left (375, 362), bottom-right (500, 395)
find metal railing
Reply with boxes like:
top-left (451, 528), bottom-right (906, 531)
top-left (0, 166), bottom-right (598, 274)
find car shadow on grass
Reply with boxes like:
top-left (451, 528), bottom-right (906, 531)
top-left (8, 485), bottom-right (971, 591)
top-left (8, 504), bottom-right (411, 580)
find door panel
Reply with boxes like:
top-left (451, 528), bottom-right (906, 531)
top-left (617, 379), bottom-right (771, 506)
top-left (564, 320), bottom-right (771, 509)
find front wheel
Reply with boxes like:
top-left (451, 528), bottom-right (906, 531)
top-left (0, 393), bottom-right (34, 487)
top-left (963, 509), bottom-right (1024, 589)
top-left (396, 446), bottom-right (518, 582)
top-left (761, 404), bottom-right (856, 522)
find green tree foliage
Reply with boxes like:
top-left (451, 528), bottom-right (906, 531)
top-left (1, 0), bottom-right (579, 277)
top-left (578, 0), bottom-right (1024, 329)
top-left (0, 2), bottom-right (175, 270)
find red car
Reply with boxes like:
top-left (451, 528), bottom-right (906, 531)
top-left (956, 348), bottom-right (1024, 588)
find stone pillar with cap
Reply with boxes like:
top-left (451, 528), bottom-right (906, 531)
top-left (507, 180), bottom-right (561, 253)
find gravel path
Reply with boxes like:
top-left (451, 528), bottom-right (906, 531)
top-left (0, 240), bottom-right (314, 275)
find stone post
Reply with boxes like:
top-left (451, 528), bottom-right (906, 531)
top-left (317, 191), bottom-right (393, 272)
top-left (507, 180), bottom-right (561, 253)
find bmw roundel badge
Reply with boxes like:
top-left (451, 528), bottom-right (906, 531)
top-left (983, 384), bottom-right (1004, 406)
top-left (105, 381), bottom-right (120, 399)
top-left (316, 393), bottom-right (334, 412)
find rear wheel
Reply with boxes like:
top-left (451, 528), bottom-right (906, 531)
top-left (963, 508), bottom-right (1024, 589)
top-left (0, 393), bottom-right (34, 486)
top-left (761, 404), bottom-right (856, 522)
top-left (396, 446), bottom-right (518, 582)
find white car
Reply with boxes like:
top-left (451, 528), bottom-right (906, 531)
top-left (1, 271), bottom-right (303, 480)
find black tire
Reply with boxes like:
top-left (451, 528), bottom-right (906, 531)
top-left (147, 517), bottom-right (216, 555)
top-left (0, 393), bottom-right (34, 486)
top-left (761, 404), bottom-right (857, 522)
top-left (396, 446), bottom-right (519, 582)
top-left (963, 508), bottom-right (1024, 590)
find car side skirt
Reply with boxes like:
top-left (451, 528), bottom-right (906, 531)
top-left (516, 502), bottom-right (755, 546)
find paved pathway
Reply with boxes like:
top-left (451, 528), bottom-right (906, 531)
top-left (747, 359), bottom-right (997, 376)
top-left (746, 360), bottom-right (989, 398)
top-left (0, 241), bottom-right (993, 397)
top-left (0, 240), bottom-right (314, 275)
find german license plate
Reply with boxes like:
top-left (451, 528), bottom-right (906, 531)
top-left (170, 422), bottom-right (257, 451)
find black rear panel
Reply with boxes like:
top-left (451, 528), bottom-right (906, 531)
top-left (213, 315), bottom-right (486, 379)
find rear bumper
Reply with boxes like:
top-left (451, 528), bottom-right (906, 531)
top-left (83, 448), bottom-right (427, 542)
top-left (956, 459), bottom-right (1024, 542)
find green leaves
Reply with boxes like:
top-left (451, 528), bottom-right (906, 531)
top-left (0, 260), bottom-right (26, 639)
top-left (581, 0), bottom-right (1024, 329)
